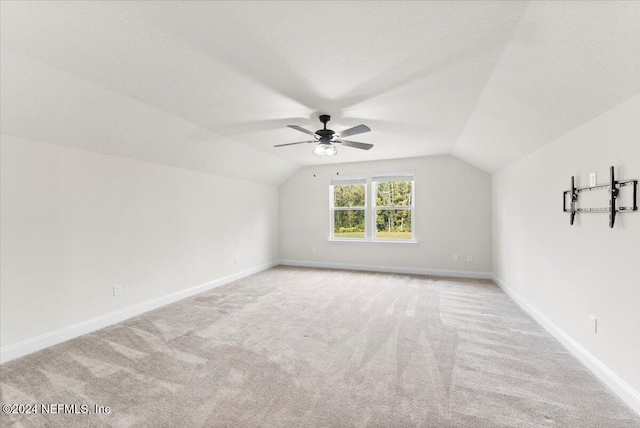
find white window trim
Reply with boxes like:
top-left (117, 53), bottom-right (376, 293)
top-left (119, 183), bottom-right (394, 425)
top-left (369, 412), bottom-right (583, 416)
top-left (328, 172), bottom-right (417, 244)
top-left (329, 175), bottom-right (368, 241)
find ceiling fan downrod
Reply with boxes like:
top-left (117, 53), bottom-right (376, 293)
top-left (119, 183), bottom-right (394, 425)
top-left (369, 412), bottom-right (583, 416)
top-left (319, 114), bottom-right (331, 129)
top-left (316, 115), bottom-right (333, 143)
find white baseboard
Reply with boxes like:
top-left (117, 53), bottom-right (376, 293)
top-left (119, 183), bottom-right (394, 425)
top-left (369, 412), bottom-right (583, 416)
top-left (278, 259), bottom-right (492, 280)
top-left (492, 274), bottom-right (640, 416)
top-left (0, 262), bottom-right (278, 364)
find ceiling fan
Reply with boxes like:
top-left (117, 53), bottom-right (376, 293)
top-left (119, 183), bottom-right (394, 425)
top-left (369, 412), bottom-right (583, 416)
top-left (274, 115), bottom-right (373, 157)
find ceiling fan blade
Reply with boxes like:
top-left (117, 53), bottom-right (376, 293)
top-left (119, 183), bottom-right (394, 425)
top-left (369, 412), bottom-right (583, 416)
top-left (287, 125), bottom-right (316, 136)
top-left (335, 140), bottom-right (374, 150)
top-left (274, 140), bottom-right (316, 147)
top-left (335, 124), bottom-right (371, 138)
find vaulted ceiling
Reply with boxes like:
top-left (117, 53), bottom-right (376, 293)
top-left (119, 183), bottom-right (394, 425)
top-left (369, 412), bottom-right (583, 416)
top-left (2, 1), bottom-right (639, 184)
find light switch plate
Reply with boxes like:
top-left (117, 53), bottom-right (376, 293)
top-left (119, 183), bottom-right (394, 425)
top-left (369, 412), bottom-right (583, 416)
top-left (590, 172), bottom-right (597, 187)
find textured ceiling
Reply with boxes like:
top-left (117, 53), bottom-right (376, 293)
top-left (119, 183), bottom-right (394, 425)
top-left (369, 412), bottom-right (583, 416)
top-left (1, 1), bottom-right (639, 184)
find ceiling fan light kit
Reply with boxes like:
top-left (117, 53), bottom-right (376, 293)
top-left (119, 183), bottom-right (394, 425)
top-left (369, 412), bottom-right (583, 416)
top-left (276, 114), bottom-right (373, 157)
top-left (312, 143), bottom-right (338, 157)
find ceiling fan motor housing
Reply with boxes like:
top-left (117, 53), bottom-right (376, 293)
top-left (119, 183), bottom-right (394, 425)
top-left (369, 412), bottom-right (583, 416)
top-left (316, 129), bottom-right (334, 144)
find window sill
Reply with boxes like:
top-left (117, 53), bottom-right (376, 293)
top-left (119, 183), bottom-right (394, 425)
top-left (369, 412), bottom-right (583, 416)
top-left (326, 238), bottom-right (419, 245)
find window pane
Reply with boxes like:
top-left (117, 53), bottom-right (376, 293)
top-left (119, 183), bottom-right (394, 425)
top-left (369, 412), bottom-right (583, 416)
top-left (375, 181), bottom-right (412, 207)
top-left (376, 209), bottom-right (412, 239)
top-left (334, 184), bottom-right (365, 207)
top-left (334, 210), bottom-right (365, 239)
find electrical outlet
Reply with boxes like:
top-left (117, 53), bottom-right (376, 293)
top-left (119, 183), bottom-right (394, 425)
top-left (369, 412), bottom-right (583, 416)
top-left (590, 315), bottom-right (597, 334)
top-left (235, 256), bottom-right (239, 264)
top-left (113, 284), bottom-right (122, 296)
top-left (590, 172), bottom-right (597, 187)
top-left (311, 248), bottom-right (317, 255)
top-left (467, 255), bottom-right (473, 262)
top-left (452, 254), bottom-right (458, 262)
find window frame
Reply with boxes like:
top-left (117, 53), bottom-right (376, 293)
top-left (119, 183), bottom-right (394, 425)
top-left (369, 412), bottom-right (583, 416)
top-left (328, 176), bottom-right (368, 241)
top-left (371, 173), bottom-right (416, 242)
top-left (328, 172), bottom-right (416, 244)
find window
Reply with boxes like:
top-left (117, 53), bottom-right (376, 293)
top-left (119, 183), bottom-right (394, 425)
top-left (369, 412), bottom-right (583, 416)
top-left (330, 177), bottom-right (367, 239)
top-left (372, 174), bottom-right (415, 241)
top-left (329, 173), bottom-right (415, 242)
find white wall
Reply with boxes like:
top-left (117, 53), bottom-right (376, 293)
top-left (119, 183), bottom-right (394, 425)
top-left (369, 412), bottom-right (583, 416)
top-left (279, 156), bottom-right (492, 274)
top-left (493, 94), bottom-right (640, 393)
top-left (0, 135), bottom-right (279, 348)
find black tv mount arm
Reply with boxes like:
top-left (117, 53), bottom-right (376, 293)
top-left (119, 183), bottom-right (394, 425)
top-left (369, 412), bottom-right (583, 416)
top-left (563, 166), bottom-right (637, 228)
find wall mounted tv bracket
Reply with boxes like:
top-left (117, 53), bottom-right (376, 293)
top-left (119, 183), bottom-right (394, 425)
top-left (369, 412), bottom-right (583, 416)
top-left (563, 166), bottom-right (637, 228)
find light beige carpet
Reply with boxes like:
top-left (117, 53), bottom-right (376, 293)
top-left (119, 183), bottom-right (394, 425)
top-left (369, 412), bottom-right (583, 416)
top-left (1, 266), bottom-right (639, 427)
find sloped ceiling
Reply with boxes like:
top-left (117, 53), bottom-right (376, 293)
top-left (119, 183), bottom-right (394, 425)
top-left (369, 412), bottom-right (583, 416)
top-left (1, 1), bottom-right (639, 184)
